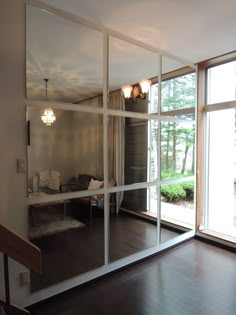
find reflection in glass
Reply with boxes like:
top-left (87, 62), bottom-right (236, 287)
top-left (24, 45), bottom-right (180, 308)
top-left (109, 189), bottom-right (157, 262)
top-left (161, 182), bottom-right (195, 230)
top-left (26, 5), bottom-right (103, 104)
top-left (109, 36), bottom-right (158, 113)
top-left (161, 121), bottom-right (195, 179)
top-left (124, 117), bottom-right (148, 184)
top-left (29, 193), bottom-right (104, 291)
top-left (162, 56), bottom-right (196, 112)
top-left (108, 116), bottom-right (159, 186)
top-left (27, 107), bottom-right (103, 196)
top-left (109, 116), bottom-right (148, 186)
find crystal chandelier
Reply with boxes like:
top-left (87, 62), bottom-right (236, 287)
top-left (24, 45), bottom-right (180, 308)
top-left (41, 79), bottom-right (56, 126)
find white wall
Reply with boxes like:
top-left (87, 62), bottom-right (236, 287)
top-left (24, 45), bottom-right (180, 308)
top-left (0, 0), bottom-right (29, 306)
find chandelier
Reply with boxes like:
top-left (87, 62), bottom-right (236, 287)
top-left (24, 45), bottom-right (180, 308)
top-left (41, 79), bottom-right (56, 126)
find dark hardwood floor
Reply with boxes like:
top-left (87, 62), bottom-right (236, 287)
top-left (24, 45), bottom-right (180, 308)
top-left (30, 209), bottom-right (178, 291)
top-left (29, 239), bottom-right (236, 315)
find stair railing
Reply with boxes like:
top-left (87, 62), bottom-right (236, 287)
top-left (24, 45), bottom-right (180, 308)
top-left (0, 224), bottom-right (41, 315)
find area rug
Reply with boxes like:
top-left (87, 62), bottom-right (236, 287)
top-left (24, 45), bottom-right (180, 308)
top-left (29, 212), bottom-right (85, 239)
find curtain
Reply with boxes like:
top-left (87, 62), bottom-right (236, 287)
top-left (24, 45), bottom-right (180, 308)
top-left (109, 91), bottom-right (125, 213)
top-left (79, 96), bottom-right (103, 178)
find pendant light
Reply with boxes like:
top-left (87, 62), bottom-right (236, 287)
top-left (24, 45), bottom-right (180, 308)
top-left (41, 79), bottom-right (56, 126)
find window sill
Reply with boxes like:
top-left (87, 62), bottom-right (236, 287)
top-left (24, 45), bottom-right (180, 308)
top-left (197, 229), bottom-right (236, 245)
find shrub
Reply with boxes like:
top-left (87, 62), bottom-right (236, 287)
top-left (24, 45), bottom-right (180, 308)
top-left (161, 184), bottom-right (186, 202)
top-left (181, 181), bottom-right (194, 200)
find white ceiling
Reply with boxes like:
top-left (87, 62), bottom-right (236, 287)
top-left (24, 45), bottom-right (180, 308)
top-left (40, 0), bottom-right (236, 63)
top-left (27, 0), bottom-right (236, 103)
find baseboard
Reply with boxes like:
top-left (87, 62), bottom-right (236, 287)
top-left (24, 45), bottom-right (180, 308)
top-left (195, 233), bottom-right (236, 253)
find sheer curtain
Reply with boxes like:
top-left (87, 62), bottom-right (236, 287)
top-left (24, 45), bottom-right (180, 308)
top-left (109, 91), bottom-right (125, 213)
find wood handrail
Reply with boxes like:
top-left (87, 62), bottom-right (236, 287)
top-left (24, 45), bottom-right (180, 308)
top-left (0, 300), bottom-right (30, 315)
top-left (0, 224), bottom-right (41, 273)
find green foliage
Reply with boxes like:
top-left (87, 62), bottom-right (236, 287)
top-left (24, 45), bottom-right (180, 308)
top-left (161, 170), bottom-right (182, 180)
top-left (160, 171), bottom-right (194, 202)
top-left (181, 181), bottom-right (194, 200)
top-left (161, 184), bottom-right (186, 202)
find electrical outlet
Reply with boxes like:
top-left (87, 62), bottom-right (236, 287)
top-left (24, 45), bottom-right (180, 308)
top-left (19, 270), bottom-right (30, 286)
top-left (16, 159), bottom-right (25, 173)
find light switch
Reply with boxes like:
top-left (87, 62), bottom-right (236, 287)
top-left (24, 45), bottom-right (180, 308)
top-left (17, 159), bottom-right (25, 173)
top-left (19, 270), bottom-right (30, 286)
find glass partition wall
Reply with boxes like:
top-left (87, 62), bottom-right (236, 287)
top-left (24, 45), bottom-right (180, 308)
top-left (26, 4), bottom-right (196, 293)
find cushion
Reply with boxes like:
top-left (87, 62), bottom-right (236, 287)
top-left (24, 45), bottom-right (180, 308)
top-left (78, 174), bottom-right (94, 189)
top-left (88, 178), bottom-right (104, 190)
top-left (38, 169), bottom-right (50, 187)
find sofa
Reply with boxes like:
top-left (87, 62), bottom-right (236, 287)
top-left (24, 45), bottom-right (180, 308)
top-left (60, 174), bottom-right (116, 220)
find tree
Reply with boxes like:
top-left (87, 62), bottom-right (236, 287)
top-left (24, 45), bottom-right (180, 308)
top-left (159, 72), bottom-right (196, 175)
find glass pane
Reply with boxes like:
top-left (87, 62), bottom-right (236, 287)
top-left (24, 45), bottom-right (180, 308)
top-left (161, 112), bottom-right (195, 121)
top-left (109, 188), bottom-right (157, 262)
top-left (29, 193), bottom-right (104, 291)
top-left (109, 36), bottom-right (158, 113)
top-left (162, 56), bottom-right (196, 112)
top-left (108, 116), bottom-right (158, 185)
top-left (148, 120), bottom-right (159, 182)
top-left (161, 120), bottom-right (195, 179)
top-left (26, 5), bottom-right (103, 105)
top-left (207, 61), bottom-right (236, 104)
top-left (161, 182), bottom-right (195, 231)
top-left (206, 109), bottom-right (236, 238)
top-left (27, 107), bottom-right (103, 197)
top-left (149, 82), bottom-right (159, 113)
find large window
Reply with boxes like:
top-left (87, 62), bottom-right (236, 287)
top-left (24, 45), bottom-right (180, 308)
top-left (147, 69), bottom-right (196, 230)
top-left (199, 55), bottom-right (236, 241)
top-left (205, 109), bottom-right (236, 237)
top-left (207, 61), bottom-right (236, 104)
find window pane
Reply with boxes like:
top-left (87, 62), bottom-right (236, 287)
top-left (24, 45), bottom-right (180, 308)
top-left (26, 5), bottom-right (103, 105)
top-left (206, 109), bottom-right (236, 238)
top-left (161, 182), bottom-right (195, 230)
top-left (148, 120), bottom-right (159, 182)
top-left (108, 116), bottom-right (149, 185)
top-left (109, 188), bottom-right (158, 262)
top-left (161, 121), bottom-right (195, 179)
top-left (149, 82), bottom-right (159, 114)
top-left (27, 108), bottom-right (103, 197)
top-left (162, 56), bottom-right (196, 112)
top-left (207, 61), bottom-right (236, 104)
top-left (161, 72), bottom-right (196, 112)
top-left (29, 193), bottom-right (104, 290)
top-left (109, 36), bottom-right (158, 113)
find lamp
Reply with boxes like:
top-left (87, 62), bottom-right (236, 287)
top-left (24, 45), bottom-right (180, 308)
top-left (121, 79), bottom-right (151, 103)
top-left (41, 79), bottom-right (56, 126)
top-left (121, 85), bottom-right (133, 98)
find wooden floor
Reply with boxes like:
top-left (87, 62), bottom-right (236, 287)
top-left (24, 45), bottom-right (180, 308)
top-left (31, 210), bottom-right (177, 291)
top-left (29, 239), bottom-right (236, 315)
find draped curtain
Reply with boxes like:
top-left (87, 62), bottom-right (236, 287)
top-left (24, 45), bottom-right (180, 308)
top-left (108, 91), bottom-right (125, 213)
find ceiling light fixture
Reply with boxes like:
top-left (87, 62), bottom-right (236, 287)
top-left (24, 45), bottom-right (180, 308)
top-left (41, 79), bottom-right (56, 126)
top-left (121, 79), bottom-right (151, 103)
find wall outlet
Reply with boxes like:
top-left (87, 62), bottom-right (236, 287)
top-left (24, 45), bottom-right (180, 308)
top-left (19, 270), bottom-right (30, 286)
top-left (16, 159), bottom-right (25, 173)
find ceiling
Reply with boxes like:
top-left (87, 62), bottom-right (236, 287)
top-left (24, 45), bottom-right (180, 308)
top-left (27, 0), bottom-right (236, 103)
top-left (40, 0), bottom-right (236, 63)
